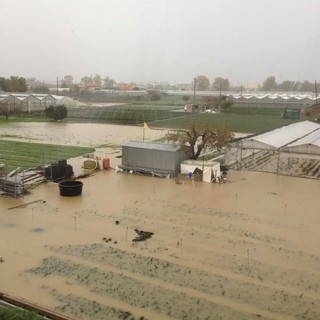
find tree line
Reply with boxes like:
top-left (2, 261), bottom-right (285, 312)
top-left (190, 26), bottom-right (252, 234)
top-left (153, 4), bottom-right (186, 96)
top-left (261, 76), bottom-right (317, 92)
top-left (194, 75), bottom-right (318, 92)
top-left (0, 76), bottom-right (27, 92)
top-left (1, 74), bottom-right (318, 94)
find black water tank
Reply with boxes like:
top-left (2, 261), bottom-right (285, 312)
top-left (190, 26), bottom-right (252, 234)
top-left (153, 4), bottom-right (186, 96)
top-left (58, 159), bottom-right (67, 166)
top-left (59, 180), bottom-right (83, 196)
top-left (65, 165), bottom-right (74, 179)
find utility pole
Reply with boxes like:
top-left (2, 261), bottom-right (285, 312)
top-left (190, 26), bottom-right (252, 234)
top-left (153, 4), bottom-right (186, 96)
top-left (56, 77), bottom-right (59, 95)
top-left (193, 78), bottom-right (196, 106)
top-left (219, 84), bottom-right (222, 113)
top-left (315, 80), bottom-right (318, 104)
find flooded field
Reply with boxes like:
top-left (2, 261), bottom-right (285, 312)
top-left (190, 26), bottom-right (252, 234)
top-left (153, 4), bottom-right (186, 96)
top-left (0, 122), bottom-right (166, 146)
top-left (0, 122), bottom-right (320, 319)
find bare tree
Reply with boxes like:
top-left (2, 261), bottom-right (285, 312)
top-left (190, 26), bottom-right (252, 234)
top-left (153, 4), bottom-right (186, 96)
top-left (166, 124), bottom-right (234, 159)
top-left (0, 101), bottom-right (12, 120)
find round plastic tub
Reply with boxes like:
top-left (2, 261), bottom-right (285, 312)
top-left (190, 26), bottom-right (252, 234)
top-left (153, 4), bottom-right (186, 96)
top-left (59, 180), bottom-right (83, 197)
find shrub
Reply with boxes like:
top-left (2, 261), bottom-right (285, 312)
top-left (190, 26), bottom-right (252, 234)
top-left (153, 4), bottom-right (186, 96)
top-left (150, 93), bottom-right (161, 101)
top-left (45, 105), bottom-right (68, 121)
top-left (0, 308), bottom-right (42, 320)
top-left (182, 95), bottom-right (190, 102)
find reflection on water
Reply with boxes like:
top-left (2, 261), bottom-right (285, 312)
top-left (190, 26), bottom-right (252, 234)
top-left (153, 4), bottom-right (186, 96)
top-left (30, 228), bottom-right (45, 233)
top-left (4, 223), bottom-right (17, 228)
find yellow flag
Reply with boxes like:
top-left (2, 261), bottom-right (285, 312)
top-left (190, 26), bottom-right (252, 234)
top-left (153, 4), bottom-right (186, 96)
top-left (143, 122), bottom-right (150, 129)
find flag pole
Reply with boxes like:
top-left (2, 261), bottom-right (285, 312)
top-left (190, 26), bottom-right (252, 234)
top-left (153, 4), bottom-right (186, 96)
top-left (143, 121), bottom-right (150, 141)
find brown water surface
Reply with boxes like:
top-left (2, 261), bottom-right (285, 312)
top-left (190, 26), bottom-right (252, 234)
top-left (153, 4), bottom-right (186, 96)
top-left (0, 123), bottom-right (320, 319)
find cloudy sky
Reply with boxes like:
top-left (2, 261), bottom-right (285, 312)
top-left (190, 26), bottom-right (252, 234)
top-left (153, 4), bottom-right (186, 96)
top-left (1, 0), bottom-right (319, 85)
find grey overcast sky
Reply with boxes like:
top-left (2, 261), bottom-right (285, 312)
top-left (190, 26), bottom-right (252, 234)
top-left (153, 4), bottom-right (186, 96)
top-left (0, 0), bottom-right (319, 85)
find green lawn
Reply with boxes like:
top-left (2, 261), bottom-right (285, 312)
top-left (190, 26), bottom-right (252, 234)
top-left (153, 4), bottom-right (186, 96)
top-left (224, 107), bottom-right (285, 116)
top-left (0, 116), bottom-right (48, 123)
top-left (151, 113), bottom-right (298, 133)
top-left (0, 141), bottom-right (95, 172)
top-left (76, 93), bottom-right (195, 106)
top-left (0, 308), bottom-right (42, 320)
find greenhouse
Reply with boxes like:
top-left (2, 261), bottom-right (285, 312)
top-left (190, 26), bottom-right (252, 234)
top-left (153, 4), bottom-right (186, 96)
top-left (225, 120), bottom-right (320, 179)
top-left (229, 93), bottom-right (317, 109)
top-left (66, 105), bottom-right (182, 124)
top-left (0, 93), bottom-right (78, 112)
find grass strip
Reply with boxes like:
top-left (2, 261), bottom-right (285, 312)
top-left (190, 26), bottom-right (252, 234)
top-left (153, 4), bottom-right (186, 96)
top-left (0, 140), bottom-right (94, 172)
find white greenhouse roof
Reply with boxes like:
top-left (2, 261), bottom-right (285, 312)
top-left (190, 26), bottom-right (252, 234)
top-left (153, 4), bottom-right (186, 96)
top-left (242, 121), bottom-right (320, 150)
top-left (0, 93), bottom-right (66, 102)
top-left (51, 94), bottom-right (66, 100)
top-left (285, 129), bottom-right (320, 148)
top-left (230, 93), bottom-right (316, 101)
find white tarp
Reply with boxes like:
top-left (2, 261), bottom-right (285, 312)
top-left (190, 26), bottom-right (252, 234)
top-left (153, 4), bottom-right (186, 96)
top-left (181, 160), bottom-right (221, 183)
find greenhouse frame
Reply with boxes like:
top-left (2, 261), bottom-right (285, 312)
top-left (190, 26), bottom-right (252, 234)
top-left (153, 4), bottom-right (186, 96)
top-left (225, 121), bottom-right (320, 178)
top-left (0, 93), bottom-right (78, 112)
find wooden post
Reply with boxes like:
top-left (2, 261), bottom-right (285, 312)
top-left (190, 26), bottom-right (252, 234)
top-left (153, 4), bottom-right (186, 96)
top-left (235, 193), bottom-right (238, 212)
top-left (276, 151), bottom-right (281, 175)
top-left (284, 203), bottom-right (287, 215)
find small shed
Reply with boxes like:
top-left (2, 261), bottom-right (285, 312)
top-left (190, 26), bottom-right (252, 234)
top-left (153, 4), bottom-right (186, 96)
top-left (282, 109), bottom-right (300, 119)
top-left (121, 141), bottom-right (187, 177)
top-left (184, 104), bottom-right (200, 113)
top-left (180, 159), bottom-right (221, 183)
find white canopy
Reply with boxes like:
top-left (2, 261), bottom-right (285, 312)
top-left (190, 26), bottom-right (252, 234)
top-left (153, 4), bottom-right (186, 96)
top-left (181, 160), bottom-right (221, 183)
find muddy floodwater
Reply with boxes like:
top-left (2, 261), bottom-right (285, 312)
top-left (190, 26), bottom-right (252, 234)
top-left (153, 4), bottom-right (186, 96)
top-left (1, 122), bottom-right (320, 320)
top-left (0, 122), bottom-right (166, 146)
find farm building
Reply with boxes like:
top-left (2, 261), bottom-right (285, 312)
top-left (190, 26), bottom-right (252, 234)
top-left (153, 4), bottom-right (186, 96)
top-left (282, 109), bottom-right (300, 119)
top-left (184, 104), bottom-right (200, 113)
top-left (300, 103), bottom-right (320, 121)
top-left (120, 141), bottom-right (187, 178)
top-left (225, 120), bottom-right (320, 179)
